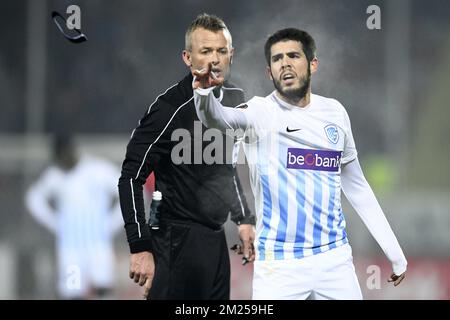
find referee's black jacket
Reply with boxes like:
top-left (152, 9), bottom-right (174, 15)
top-left (118, 73), bottom-right (255, 254)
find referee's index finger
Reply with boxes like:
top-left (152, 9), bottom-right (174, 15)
top-left (143, 278), bottom-right (152, 299)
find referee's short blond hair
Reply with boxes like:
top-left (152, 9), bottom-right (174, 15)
top-left (185, 13), bottom-right (233, 51)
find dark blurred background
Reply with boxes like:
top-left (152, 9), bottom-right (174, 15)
top-left (0, 0), bottom-right (449, 299)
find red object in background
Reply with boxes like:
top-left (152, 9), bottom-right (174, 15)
top-left (144, 173), bottom-right (155, 198)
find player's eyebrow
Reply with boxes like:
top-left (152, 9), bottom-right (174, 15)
top-left (271, 53), bottom-right (284, 61)
top-left (272, 51), bottom-right (302, 62)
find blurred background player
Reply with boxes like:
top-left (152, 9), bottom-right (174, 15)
top-left (118, 13), bottom-right (255, 300)
top-left (25, 133), bottom-right (123, 299)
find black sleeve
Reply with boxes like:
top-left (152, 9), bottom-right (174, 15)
top-left (118, 100), bottom-right (174, 254)
top-left (229, 170), bottom-right (255, 225)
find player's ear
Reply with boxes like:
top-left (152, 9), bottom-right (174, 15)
top-left (310, 57), bottom-right (318, 74)
top-left (266, 66), bottom-right (273, 80)
top-left (182, 50), bottom-right (192, 68)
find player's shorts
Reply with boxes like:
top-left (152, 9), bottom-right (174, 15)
top-left (57, 244), bottom-right (115, 299)
top-left (252, 243), bottom-right (362, 300)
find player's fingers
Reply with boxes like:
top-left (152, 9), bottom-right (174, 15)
top-left (387, 273), bottom-right (397, 282)
top-left (133, 272), bottom-right (140, 283)
top-left (206, 62), bottom-right (213, 74)
top-left (129, 270), bottom-right (135, 279)
top-left (193, 68), bottom-right (207, 77)
top-left (210, 70), bottom-right (224, 86)
top-left (211, 78), bottom-right (223, 86)
top-left (394, 274), bottom-right (405, 286)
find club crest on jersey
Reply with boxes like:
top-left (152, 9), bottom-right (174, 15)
top-left (324, 124), bottom-right (339, 144)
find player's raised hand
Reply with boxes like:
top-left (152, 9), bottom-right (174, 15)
top-left (388, 272), bottom-right (406, 286)
top-left (192, 62), bottom-right (223, 89)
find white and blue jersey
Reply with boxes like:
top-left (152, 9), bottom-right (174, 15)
top-left (240, 92), bottom-right (357, 261)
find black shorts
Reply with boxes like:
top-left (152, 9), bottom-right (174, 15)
top-left (148, 219), bottom-right (230, 300)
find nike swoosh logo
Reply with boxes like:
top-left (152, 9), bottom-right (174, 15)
top-left (286, 127), bottom-right (302, 133)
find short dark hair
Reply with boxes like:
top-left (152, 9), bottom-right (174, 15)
top-left (264, 28), bottom-right (316, 65)
top-left (185, 13), bottom-right (232, 51)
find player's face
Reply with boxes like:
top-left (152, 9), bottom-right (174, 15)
top-left (268, 40), bottom-right (317, 101)
top-left (183, 28), bottom-right (234, 82)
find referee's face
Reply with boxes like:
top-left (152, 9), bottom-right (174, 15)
top-left (183, 27), bottom-right (234, 82)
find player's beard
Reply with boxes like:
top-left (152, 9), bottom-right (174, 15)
top-left (272, 64), bottom-right (311, 103)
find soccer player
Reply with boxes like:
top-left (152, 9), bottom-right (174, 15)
top-left (193, 28), bottom-right (407, 299)
top-left (25, 134), bottom-right (123, 299)
top-left (118, 13), bottom-right (255, 300)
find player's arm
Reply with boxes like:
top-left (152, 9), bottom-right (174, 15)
top-left (24, 170), bottom-right (58, 233)
top-left (341, 158), bottom-right (407, 286)
top-left (118, 99), bottom-right (173, 297)
top-left (193, 64), bottom-right (249, 134)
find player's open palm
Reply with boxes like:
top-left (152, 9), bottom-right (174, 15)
top-left (129, 251), bottom-right (155, 299)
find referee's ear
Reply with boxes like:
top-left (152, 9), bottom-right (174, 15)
top-left (182, 50), bottom-right (192, 68)
top-left (310, 57), bottom-right (318, 74)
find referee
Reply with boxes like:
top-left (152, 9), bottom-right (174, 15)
top-left (118, 13), bottom-right (255, 300)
